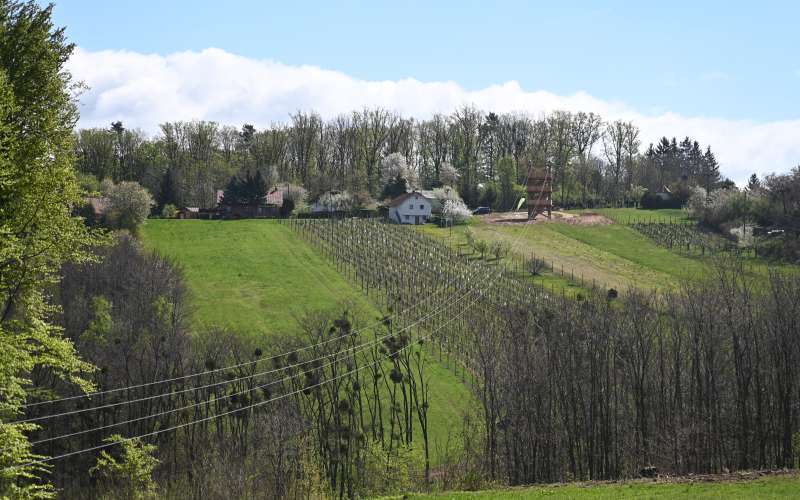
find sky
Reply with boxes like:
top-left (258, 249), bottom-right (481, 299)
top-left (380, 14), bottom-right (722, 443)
top-left (49, 0), bottom-right (800, 184)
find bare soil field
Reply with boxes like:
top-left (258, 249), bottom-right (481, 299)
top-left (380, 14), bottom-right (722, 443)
top-left (480, 211), bottom-right (613, 226)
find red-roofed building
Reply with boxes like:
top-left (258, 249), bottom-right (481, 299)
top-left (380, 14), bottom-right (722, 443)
top-left (387, 191), bottom-right (432, 224)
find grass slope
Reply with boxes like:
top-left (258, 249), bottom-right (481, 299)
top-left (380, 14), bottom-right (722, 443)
top-left (141, 219), bottom-right (474, 463)
top-left (418, 207), bottom-right (792, 293)
top-left (402, 474), bottom-right (800, 499)
top-left (141, 219), bottom-right (377, 339)
top-left (418, 220), bottom-right (691, 292)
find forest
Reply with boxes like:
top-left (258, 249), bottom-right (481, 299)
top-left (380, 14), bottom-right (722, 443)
top-left (73, 111), bottom-right (728, 211)
top-left (2, 1), bottom-right (800, 499)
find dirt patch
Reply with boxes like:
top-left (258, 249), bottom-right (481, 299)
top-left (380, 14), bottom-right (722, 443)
top-left (481, 211), bottom-right (613, 226)
top-left (560, 212), bottom-right (613, 226)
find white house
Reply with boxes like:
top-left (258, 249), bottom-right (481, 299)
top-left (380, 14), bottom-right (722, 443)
top-left (388, 191), bottom-right (432, 224)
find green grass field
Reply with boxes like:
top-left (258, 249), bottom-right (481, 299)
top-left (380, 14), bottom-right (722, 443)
top-left (418, 208), bottom-right (789, 294)
top-left (399, 474), bottom-right (800, 499)
top-left (141, 219), bottom-right (475, 464)
top-left (141, 219), bottom-right (379, 339)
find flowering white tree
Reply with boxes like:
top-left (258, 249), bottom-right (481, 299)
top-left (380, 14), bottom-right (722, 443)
top-left (442, 199), bottom-right (471, 224)
top-left (439, 162), bottom-right (458, 187)
top-left (380, 153), bottom-right (417, 189)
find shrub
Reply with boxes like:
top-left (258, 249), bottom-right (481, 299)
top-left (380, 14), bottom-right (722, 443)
top-left (160, 204), bottom-right (178, 218)
top-left (442, 199), bottom-right (472, 224)
top-left (90, 435), bottom-right (159, 499)
top-left (105, 181), bottom-right (155, 233)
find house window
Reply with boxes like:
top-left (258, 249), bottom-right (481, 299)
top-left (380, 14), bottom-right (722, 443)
top-left (405, 215), bottom-right (410, 220)
top-left (409, 203), bottom-right (413, 209)
top-left (420, 204), bottom-right (424, 209)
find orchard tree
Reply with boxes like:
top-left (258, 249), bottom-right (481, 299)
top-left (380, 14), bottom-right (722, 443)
top-left (0, 1), bottom-right (101, 495)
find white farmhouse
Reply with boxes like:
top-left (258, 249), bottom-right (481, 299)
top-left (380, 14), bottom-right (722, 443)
top-left (388, 191), bottom-right (432, 224)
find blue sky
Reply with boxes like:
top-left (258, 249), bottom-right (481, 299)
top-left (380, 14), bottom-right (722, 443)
top-left (52, 0), bottom-right (799, 122)
top-left (48, 1), bottom-right (800, 182)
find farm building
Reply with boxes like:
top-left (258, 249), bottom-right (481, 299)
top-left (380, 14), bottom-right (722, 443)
top-left (177, 207), bottom-right (200, 219)
top-left (218, 188), bottom-right (283, 218)
top-left (388, 191), bottom-right (432, 224)
top-left (654, 185), bottom-right (673, 202)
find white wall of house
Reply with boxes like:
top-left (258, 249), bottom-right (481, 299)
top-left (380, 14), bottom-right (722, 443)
top-left (388, 193), bottom-right (432, 224)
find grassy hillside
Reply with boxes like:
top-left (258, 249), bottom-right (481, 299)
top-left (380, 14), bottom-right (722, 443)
top-left (419, 209), bottom-right (789, 295)
top-left (418, 217), bottom-right (697, 292)
top-left (141, 219), bottom-right (377, 339)
top-left (141, 219), bottom-right (475, 463)
top-left (401, 474), bottom-right (800, 499)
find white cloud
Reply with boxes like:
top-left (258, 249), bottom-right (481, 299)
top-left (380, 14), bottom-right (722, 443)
top-left (68, 47), bottom-right (800, 185)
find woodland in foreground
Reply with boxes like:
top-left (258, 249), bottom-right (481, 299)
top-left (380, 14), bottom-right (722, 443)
top-left (1, 1), bottom-right (800, 499)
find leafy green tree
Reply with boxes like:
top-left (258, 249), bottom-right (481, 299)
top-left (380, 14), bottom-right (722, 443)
top-left (105, 181), bottom-right (154, 233)
top-left (496, 156), bottom-right (517, 211)
top-left (90, 435), bottom-right (159, 500)
top-left (0, 2), bottom-right (101, 495)
top-left (160, 203), bottom-right (178, 218)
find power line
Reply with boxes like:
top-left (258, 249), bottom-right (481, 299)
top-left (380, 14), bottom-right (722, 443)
top-left (13, 160), bottom-right (548, 469)
top-left (24, 159), bottom-right (544, 412)
top-left (5, 294), bottom-right (476, 473)
top-left (16, 285), bottom-right (484, 449)
top-left (20, 264), bottom-right (473, 411)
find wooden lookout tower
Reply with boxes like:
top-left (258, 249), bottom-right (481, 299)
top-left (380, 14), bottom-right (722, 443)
top-left (526, 164), bottom-right (553, 220)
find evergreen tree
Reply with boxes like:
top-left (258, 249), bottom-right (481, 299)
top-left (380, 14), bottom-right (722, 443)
top-left (747, 173), bottom-right (761, 192)
top-left (380, 173), bottom-right (408, 200)
top-left (700, 146), bottom-right (721, 193)
top-left (222, 169), bottom-right (268, 205)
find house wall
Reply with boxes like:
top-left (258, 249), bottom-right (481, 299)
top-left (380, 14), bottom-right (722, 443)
top-left (389, 194), bottom-right (432, 224)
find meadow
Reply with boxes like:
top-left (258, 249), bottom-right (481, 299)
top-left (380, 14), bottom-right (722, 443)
top-left (141, 218), bottom-right (475, 463)
top-left (400, 474), bottom-right (800, 499)
top-left (418, 208), bottom-right (786, 294)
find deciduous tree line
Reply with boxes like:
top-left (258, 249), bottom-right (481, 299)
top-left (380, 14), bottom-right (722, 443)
top-left (74, 109), bottom-right (725, 209)
top-left (288, 219), bottom-right (800, 485)
top-left (25, 234), bottom-right (434, 499)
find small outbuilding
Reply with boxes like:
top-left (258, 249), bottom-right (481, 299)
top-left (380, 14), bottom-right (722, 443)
top-left (388, 191), bottom-right (432, 225)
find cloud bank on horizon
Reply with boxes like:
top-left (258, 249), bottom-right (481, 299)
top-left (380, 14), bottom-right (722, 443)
top-left (68, 47), bottom-right (800, 185)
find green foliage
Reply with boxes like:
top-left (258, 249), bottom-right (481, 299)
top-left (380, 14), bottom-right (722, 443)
top-left (406, 475), bottom-right (800, 499)
top-left (0, 1), bottom-right (102, 494)
top-left (473, 239), bottom-right (489, 260)
top-left (160, 203), bottom-right (177, 218)
top-left (222, 169), bottom-right (268, 205)
top-left (80, 296), bottom-right (113, 348)
top-left (496, 156), bottom-right (517, 211)
top-left (90, 435), bottom-right (159, 500)
top-left (105, 181), bottom-right (154, 232)
top-left (359, 441), bottom-right (417, 496)
top-left (478, 182), bottom-right (497, 208)
top-left (381, 173), bottom-right (408, 200)
top-left (793, 431), bottom-right (800, 469)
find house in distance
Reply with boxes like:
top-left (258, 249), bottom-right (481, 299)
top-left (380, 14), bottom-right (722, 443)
top-left (388, 191), bottom-right (432, 224)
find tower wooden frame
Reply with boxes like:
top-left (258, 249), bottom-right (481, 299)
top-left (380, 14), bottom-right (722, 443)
top-left (526, 165), bottom-right (553, 220)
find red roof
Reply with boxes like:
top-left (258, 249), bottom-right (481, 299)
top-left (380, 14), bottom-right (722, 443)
top-left (265, 189), bottom-right (283, 206)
